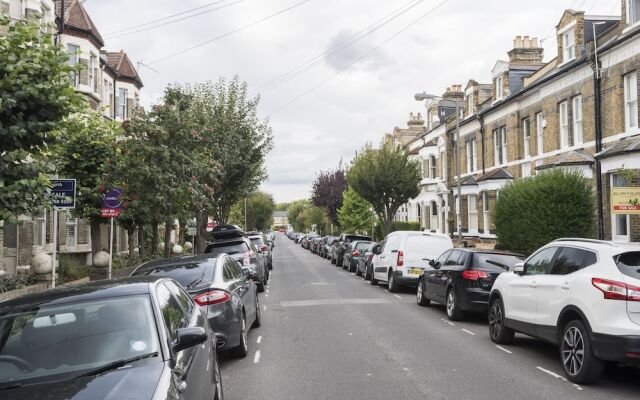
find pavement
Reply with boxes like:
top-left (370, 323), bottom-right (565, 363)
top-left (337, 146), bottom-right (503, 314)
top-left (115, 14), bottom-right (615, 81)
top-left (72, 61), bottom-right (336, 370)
top-left (220, 233), bottom-right (640, 400)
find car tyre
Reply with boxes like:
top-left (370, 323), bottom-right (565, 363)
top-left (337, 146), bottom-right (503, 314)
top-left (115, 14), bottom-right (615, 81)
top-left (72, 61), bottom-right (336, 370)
top-left (488, 298), bottom-right (514, 344)
top-left (445, 288), bottom-right (465, 321)
top-left (331, 256), bottom-right (336, 265)
top-left (355, 266), bottom-right (362, 277)
top-left (388, 271), bottom-right (399, 293)
top-left (370, 271), bottom-right (378, 286)
top-left (213, 355), bottom-right (224, 400)
top-left (560, 320), bottom-right (604, 384)
top-left (257, 281), bottom-right (265, 293)
top-left (252, 297), bottom-right (261, 328)
top-left (230, 313), bottom-right (249, 358)
top-left (417, 279), bottom-right (430, 307)
top-left (364, 266), bottom-right (371, 281)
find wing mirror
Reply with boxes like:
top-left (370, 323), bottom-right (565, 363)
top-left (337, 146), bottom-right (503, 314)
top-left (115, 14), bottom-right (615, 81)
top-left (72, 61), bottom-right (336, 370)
top-left (513, 262), bottom-right (525, 275)
top-left (429, 259), bottom-right (441, 269)
top-left (172, 327), bottom-right (208, 353)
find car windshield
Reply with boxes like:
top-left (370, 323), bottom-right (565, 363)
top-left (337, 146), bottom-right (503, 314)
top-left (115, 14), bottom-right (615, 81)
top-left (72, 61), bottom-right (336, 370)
top-left (206, 241), bottom-right (250, 255)
top-left (133, 262), bottom-right (215, 289)
top-left (0, 295), bottom-right (159, 385)
top-left (616, 252), bottom-right (640, 279)
top-left (474, 254), bottom-right (524, 271)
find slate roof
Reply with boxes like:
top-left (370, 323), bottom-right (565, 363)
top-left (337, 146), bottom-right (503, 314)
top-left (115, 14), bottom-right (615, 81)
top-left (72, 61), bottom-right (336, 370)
top-left (273, 211), bottom-right (288, 218)
top-left (596, 134), bottom-right (640, 159)
top-left (56, 0), bottom-right (104, 48)
top-left (536, 150), bottom-right (594, 170)
top-left (476, 168), bottom-right (514, 182)
top-left (105, 51), bottom-right (143, 88)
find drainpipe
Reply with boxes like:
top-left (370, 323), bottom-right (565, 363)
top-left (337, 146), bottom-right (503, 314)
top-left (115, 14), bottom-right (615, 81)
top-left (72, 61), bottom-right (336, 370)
top-left (593, 22), bottom-right (605, 240)
top-left (479, 114), bottom-right (486, 174)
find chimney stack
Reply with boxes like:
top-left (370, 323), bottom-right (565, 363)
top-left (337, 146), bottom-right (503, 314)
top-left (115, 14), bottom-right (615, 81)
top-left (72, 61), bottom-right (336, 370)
top-left (508, 35), bottom-right (544, 65)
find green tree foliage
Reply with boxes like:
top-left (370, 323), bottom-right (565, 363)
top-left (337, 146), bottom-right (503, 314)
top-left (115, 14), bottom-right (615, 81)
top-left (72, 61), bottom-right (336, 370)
top-left (494, 169), bottom-right (596, 255)
top-left (299, 206), bottom-right (327, 234)
top-left (311, 168), bottom-right (346, 226)
top-left (348, 142), bottom-right (420, 235)
top-left (229, 191), bottom-right (275, 231)
top-left (338, 187), bottom-right (373, 234)
top-left (287, 199), bottom-right (310, 231)
top-left (0, 17), bottom-right (82, 222)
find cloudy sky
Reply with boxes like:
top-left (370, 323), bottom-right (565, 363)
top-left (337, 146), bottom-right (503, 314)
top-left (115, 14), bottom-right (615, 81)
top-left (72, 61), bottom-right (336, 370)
top-left (85, 0), bottom-right (620, 203)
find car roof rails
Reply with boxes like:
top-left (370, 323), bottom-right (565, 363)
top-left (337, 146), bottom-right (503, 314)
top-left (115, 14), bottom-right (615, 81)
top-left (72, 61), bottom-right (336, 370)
top-left (552, 238), bottom-right (618, 247)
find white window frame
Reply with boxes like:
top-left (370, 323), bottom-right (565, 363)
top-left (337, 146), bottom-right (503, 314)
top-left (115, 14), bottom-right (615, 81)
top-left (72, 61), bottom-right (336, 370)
top-left (119, 88), bottom-right (127, 119)
top-left (466, 140), bottom-right (476, 173)
top-left (559, 101), bottom-right (569, 148)
top-left (495, 76), bottom-right (503, 100)
top-left (611, 174), bottom-right (631, 243)
top-left (67, 44), bottom-right (79, 87)
top-left (500, 126), bottom-right (507, 164)
top-left (624, 72), bottom-right (638, 132)
top-left (523, 117), bottom-right (531, 158)
top-left (66, 215), bottom-right (78, 247)
top-left (482, 191), bottom-right (490, 234)
top-left (563, 29), bottom-right (576, 62)
top-left (521, 161), bottom-right (532, 178)
top-left (627, 0), bottom-right (640, 26)
top-left (429, 155), bottom-right (436, 179)
top-left (572, 96), bottom-right (583, 145)
top-left (536, 112), bottom-right (544, 155)
top-left (88, 54), bottom-right (96, 92)
top-left (493, 130), bottom-right (500, 166)
top-left (430, 201), bottom-right (438, 231)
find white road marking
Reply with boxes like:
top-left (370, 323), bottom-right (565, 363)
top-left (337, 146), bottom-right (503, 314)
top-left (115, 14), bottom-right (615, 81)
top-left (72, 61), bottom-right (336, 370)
top-left (536, 366), bottom-right (567, 381)
top-left (402, 367), bottom-right (410, 371)
top-left (310, 282), bottom-right (328, 285)
top-left (253, 350), bottom-right (261, 364)
top-left (366, 373), bottom-right (372, 376)
top-left (263, 305), bottom-right (267, 311)
top-left (265, 294), bottom-right (269, 298)
top-left (266, 289), bottom-right (270, 293)
top-left (573, 384), bottom-right (583, 391)
top-left (257, 336), bottom-right (262, 344)
top-left (441, 318), bottom-right (455, 326)
top-left (495, 345), bottom-right (512, 354)
top-left (461, 329), bottom-right (475, 336)
top-left (394, 294), bottom-right (402, 299)
top-left (280, 298), bottom-right (391, 307)
top-left (348, 332), bottom-right (353, 336)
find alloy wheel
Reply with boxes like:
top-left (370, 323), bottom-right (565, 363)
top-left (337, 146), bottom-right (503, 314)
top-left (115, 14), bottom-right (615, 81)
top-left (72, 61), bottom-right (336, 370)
top-left (446, 290), bottom-right (455, 317)
top-left (489, 302), bottom-right (503, 339)
top-left (562, 327), bottom-right (585, 376)
top-left (417, 282), bottom-right (423, 303)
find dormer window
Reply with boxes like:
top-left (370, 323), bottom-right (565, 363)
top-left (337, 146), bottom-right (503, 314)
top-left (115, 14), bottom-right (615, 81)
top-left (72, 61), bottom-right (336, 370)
top-left (628, 0), bottom-right (640, 25)
top-left (467, 93), bottom-right (474, 116)
top-left (563, 29), bottom-right (575, 62)
top-left (495, 76), bottom-right (503, 100)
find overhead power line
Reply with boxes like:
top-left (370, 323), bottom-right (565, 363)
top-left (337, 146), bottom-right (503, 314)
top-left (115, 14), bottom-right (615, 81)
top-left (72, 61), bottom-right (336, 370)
top-left (147, 0), bottom-right (314, 65)
top-left (254, 0), bottom-right (427, 95)
top-left (266, 0), bottom-right (450, 117)
top-left (105, 0), bottom-right (246, 39)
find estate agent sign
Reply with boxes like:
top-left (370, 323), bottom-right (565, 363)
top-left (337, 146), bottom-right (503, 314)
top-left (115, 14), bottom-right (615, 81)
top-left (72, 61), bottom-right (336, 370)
top-left (611, 187), bottom-right (640, 214)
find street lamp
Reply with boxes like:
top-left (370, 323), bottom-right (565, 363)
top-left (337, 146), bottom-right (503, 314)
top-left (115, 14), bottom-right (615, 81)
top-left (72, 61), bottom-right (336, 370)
top-left (415, 91), bottom-right (462, 245)
top-left (369, 207), bottom-right (375, 241)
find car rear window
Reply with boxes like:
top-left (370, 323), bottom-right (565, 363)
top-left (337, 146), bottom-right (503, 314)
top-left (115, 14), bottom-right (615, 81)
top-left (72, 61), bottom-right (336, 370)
top-left (205, 241), bottom-right (250, 255)
top-left (345, 235), bottom-right (371, 243)
top-left (616, 252), bottom-right (640, 279)
top-left (134, 262), bottom-right (214, 289)
top-left (250, 237), bottom-right (264, 246)
top-left (355, 242), bottom-right (371, 251)
top-left (473, 253), bottom-right (524, 272)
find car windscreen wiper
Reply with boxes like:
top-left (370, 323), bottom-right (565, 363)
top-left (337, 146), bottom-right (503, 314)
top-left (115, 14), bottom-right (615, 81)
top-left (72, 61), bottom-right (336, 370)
top-left (486, 260), bottom-right (510, 271)
top-left (0, 382), bottom-right (22, 390)
top-left (75, 352), bottom-right (159, 378)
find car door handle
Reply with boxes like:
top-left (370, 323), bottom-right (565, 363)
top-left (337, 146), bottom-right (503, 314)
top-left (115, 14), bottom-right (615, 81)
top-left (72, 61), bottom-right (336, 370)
top-left (529, 282), bottom-right (537, 288)
top-left (561, 283), bottom-right (571, 290)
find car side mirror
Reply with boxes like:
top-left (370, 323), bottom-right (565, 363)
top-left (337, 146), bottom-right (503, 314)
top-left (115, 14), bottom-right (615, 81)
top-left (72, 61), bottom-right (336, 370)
top-left (173, 327), bottom-right (208, 353)
top-left (390, 249), bottom-right (398, 253)
top-left (514, 262), bottom-right (525, 275)
top-left (428, 259), bottom-right (436, 267)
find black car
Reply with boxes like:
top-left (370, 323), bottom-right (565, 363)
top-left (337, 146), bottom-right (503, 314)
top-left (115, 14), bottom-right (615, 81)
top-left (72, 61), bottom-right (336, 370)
top-left (0, 276), bottom-right (223, 400)
top-left (417, 249), bottom-right (524, 321)
top-left (205, 225), bottom-right (268, 291)
top-left (333, 233), bottom-right (372, 266)
top-left (131, 254), bottom-right (260, 357)
top-left (319, 236), bottom-right (337, 258)
top-left (356, 242), bottom-right (379, 279)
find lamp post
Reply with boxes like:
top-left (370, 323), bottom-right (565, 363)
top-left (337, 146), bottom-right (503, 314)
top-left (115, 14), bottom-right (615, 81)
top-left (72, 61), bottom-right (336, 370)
top-left (415, 92), bottom-right (462, 245)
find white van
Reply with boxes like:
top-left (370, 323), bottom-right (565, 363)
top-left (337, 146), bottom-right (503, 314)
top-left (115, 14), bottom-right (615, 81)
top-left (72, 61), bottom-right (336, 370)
top-left (371, 231), bottom-right (453, 292)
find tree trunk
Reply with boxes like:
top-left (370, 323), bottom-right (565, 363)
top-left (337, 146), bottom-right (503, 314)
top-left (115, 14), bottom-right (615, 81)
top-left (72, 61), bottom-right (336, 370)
top-left (90, 219), bottom-right (102, 257)
top-left (163, 219), bottom-right (172, 258)
top-left (195, 210), bottom-right (207, 254)
top-left (151, 220), bottom-right (159, 256)
top-left (137, 226), bottom-right (146, 258)
top-left (127, 228), bottom-right (135, 257)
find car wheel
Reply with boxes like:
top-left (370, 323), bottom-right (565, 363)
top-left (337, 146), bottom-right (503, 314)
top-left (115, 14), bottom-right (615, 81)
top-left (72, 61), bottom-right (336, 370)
top-left (370, 270), bottom-right (378, 285)
top-left (488, 298), bottom-right (514, 344)
top-left (331, 257), bottom-right (336, 265)
top-left (445, 288), bottom-right (465, 321)
top-left (560, 320), bottom-right (604, 384)
top-left (355, 266), bottom-right (362, 277)
top-left (230, 313), bottom-right (248, 358)
top-left (417, 279), bottom-right (430, 307)
top-left (268, 262), bottom-right (273, 271)
top-left (213, 355), bottom-right (224, 400)
top-left (257, 281), bottom-right (265, 293)
top-left (364, 266), bottom-right (371, 281)
top-left (252, 296), bottom-right (261, 328)
top-left (388, 271), bottom-right (399, 293)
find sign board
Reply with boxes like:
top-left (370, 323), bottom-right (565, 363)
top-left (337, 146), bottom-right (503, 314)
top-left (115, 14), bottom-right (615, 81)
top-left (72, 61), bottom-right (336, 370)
top-left (100, 188), bottom-right (124, 218)
top-left (49, 179), bottom-right (76, 209)
top-left (611, 187), bottom-right (640, 214)
top-left (187, 223), bottom-right (197, 236)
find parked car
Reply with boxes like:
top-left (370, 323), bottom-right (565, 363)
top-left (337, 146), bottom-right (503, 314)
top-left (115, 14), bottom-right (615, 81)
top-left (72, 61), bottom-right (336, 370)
top-left (296, 233), bottom-right (307, 244)
top-left (320, 236), bottom-right (337, 258)
top-left (131, 254), bottom-right (260, 356)
top-left (417, 249), bottom-right (524, 321)
top-left (332, 233), bottom-right (372, 266)
top-left (357, 242), bottom-right (380, 279)
top-left (247, 231), bottom-right (273, 270)
top-left (205, 224), bottom-right (268, 292)
top-left (371, 231), bottom-right (453, 292)
top-left (342, 240), bottom-right (373, 272)
top-left (0, 276), bottom-right (223, 400)
top-left (488, 238), bottom-right (640, 384)
top-left (302, 234), bottom-right (318, 250)
top-left (309, 236), bottom-right (321, 253)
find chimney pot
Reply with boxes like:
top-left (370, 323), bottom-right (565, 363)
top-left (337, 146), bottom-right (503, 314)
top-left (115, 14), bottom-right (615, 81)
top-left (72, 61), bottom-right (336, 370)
top-left (531, 37), bottom-right (538, 47)
top-left (523, 35), bottom-right (530, 47)
top-left (514, 36), bottom-right (522, 48)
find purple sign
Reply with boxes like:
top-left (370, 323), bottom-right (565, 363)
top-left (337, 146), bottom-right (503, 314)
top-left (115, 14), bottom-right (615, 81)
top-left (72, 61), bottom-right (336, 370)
top-left (101, 188), bottom-right (123, 218)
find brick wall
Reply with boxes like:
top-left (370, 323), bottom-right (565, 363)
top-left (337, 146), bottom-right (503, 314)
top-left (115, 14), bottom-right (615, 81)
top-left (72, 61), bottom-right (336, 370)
top-left (17, 221), bottom-right (34, 266)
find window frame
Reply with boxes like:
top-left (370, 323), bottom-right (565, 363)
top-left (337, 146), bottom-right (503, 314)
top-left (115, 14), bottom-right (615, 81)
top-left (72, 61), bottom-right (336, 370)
top-left (563, 29), bottom-right (576, 62)
top-left (572, 95), bottom-right (583, 145)
top-left (624, 71), bottom-right (638, 132)
top-left (522, 117), bottom-right (531, 158)
top-left (429, 155), bottom-right (437, 179)
top-left (536, 112), bottom-right (544, 155)
top-left (118, 88), bottom-right (128, 119)
top-left (559, 100), bottom-right (569, 148)
top-left (627, 0), bottom-right (640, 26)
top-left (495, 76), bottom-right (503, 100)
top-left (524, 246), bottom-right (559, 276)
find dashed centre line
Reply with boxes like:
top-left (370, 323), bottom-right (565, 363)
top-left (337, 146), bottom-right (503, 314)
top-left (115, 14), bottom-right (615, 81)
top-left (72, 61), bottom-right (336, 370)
top-left (254, 350), bottom-right (261, 364)
top-left (394, 294), bottom-right (402, 299)
top-left (461, 329), bottom-right (475, 336)
top-left (257, 336), bottom-right (262, 344)
top-left (441, 318), bottom-right (455, 326)
top-left (495, 345), bottom-right (512, 354)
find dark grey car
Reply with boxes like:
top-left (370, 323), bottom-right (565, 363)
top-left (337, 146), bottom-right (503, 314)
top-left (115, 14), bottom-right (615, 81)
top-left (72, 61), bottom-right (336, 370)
top-left (247, 232), bottom-right (273, 270)
top-left (131, 254), bottom-right (260, 357)
top-left (205, 237), bottom-right (268, 292)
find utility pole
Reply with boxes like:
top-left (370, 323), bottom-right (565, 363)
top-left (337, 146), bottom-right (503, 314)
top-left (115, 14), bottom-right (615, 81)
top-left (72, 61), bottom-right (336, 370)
top-left (244, 197), bottom-right (247, 230)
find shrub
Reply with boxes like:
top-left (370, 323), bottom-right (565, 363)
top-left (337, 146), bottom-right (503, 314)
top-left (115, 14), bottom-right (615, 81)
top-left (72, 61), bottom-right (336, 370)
top-left (0, 274), bottom-right (37, 293)
top-left (494, 169), bottom-right (595, 255)
top-left (57, 254), bottom-right (89, 285)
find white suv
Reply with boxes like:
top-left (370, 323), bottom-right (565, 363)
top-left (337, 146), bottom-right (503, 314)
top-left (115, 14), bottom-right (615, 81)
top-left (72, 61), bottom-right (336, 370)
top-left (488, 238), bottom-right (640, 384)
top-left (371, 231), bottom-right (453, 292)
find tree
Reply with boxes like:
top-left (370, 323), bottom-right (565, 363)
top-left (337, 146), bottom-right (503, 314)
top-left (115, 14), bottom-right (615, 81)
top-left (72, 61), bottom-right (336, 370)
top-left (287, 199), bottom-right (310, 231)
top-left (494, 169), bottom-right (596, 255)
top-left (229, 191), bottom-right (275, 231)
top-left (311, 168), bottom-right (346, 226)
top-left (348, 142), bottom-right (420, 235)
top-left (0, 17), bottom-right (82, 222)
top-left (338, 187), bottom-right (373, 234)
top-left (299, 206), bottom-right (327, 234)
top-left (54, 110), bottom-right (118, 257)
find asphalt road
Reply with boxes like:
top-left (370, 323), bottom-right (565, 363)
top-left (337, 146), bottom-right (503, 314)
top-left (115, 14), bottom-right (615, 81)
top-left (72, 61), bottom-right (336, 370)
top-left (220, 234), bottom-right (640, 400)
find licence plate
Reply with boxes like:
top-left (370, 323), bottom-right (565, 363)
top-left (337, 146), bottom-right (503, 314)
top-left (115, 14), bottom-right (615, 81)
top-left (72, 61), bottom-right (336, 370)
top-left (408, 268), bottom-right (422, 276)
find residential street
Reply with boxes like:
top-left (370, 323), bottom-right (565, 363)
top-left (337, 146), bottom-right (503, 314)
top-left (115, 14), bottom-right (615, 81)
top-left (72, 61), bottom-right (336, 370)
top-left (220, 234), bottom-right (640, 400)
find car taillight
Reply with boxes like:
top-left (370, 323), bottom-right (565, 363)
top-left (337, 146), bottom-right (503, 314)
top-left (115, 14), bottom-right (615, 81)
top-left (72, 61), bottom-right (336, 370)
top-left (193, 290), bottom-right (231, 306)
top-left (353, 251), bottom-right (360, 257)
top-left (397, 251), bottom-right (404, 267)
top-left (592, 278), bottom-right (640, 301)
top-left (462, 270), bottom-right (489, 280)
top-left (260, 245), bottom-right (268, 252)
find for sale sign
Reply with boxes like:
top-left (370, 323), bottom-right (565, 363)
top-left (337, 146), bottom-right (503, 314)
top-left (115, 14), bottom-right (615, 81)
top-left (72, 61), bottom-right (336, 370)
top-left (611, 187), bottom-right (640, 214)
top-left (49, 179), bottom-right (76, 209)
top-left (100, 188), bottom-right (124, 218)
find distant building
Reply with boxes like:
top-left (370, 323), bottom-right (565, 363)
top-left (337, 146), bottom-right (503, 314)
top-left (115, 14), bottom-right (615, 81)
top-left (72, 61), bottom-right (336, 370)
top-left (272, 211), bottom-right (289, 228)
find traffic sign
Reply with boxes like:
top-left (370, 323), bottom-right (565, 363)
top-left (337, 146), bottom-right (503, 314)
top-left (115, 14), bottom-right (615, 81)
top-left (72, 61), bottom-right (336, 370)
top-left (49, 179), bottom-right (76, 209)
